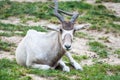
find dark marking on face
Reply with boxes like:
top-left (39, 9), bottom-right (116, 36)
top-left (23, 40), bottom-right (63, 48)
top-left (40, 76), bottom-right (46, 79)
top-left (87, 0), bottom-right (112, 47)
top-left (62, 21), bottom-right (74, 30)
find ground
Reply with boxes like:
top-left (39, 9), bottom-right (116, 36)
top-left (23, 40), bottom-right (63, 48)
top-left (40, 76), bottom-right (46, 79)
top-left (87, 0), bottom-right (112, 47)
top-left (0, 0), bottom-right (120, 80)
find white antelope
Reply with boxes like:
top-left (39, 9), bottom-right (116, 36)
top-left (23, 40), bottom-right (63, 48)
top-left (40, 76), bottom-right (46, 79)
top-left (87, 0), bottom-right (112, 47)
top-left (16, 0), bottom-right (90, 72)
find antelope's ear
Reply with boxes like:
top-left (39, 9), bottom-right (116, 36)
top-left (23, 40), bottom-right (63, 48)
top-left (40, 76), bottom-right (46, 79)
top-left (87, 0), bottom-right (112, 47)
top-left (46, 24), bottom-right (60, 31)
top-left (74, 23), bottom-right (91, 31)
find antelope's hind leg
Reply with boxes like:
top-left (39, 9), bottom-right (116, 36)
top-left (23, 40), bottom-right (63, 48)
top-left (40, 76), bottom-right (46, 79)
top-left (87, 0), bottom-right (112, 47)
top-left (26, 57), bottom-right (51, 70)
top-left (27, 63), bottom-right (51, 70)
top-left (26, 50), bottom-right (51, 70)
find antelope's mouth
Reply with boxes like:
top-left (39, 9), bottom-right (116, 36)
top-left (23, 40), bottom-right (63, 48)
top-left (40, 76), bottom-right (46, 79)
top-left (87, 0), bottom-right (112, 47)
top-left (66, 48), bottom-right (71, 51)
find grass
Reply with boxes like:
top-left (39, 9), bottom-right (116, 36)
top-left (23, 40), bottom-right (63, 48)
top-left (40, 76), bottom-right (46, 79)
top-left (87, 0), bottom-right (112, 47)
top-left (1, 58), bottom-right (120, 80)
top-left (0, 0), bottom-right (52, 19)
top-left (0, 22), bottom-right (47, 32)
top-left (114, 49), bottom-right (120, 58)
top-left (88, 41), bottom-right (108, 58)
top-left (31, 64), bottom-right (120, 80)
top-left (20, 16), bottom-right (40, 23)
top-left (75, 31), bottom-right (88, 38)
top-left (0, 22), bottom-right (47, 36)
top-left (96, 0), bottom-right (120, 3)
top-left (101, 0), bottom-right (120, 3)
top-left (0, 0), bottom-right (120, 32)
top-left (0, 59), bottom-right (31, 80)
top-left (109, 23), bottom-right (120, 32)
top-left (62, 54), bottom-right (88, 63)
top-left (0, 32), bottom-right (15, 37)
top-left (114, 49), bottom-right (120, 55)
top-left (98, 36), bottom-right (109, 42)
top-left (0, 40), bottom-right (15, 51)
top-left (75, 31), bottom-right (94, 40)
top-left (30, 63), bottom-right (120, 80)
top-left (72, 54), bottom-right (88, 62)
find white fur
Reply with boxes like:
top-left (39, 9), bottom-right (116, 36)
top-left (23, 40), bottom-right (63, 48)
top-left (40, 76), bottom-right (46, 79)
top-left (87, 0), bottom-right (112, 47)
top-left (59, 59), bottom-right (70, 72)
top-left (16, 27), bottom-right (84, 71)
top-left (74, 23), bottom-right (91, 30)
top-left (16, 30), bottom-right (64, 70)
top-left (66, 52), bottom-right (83, 70)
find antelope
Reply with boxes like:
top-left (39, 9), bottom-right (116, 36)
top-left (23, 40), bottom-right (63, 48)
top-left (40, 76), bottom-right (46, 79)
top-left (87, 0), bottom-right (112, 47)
top-left (15, 0), bottom-right (90, 72)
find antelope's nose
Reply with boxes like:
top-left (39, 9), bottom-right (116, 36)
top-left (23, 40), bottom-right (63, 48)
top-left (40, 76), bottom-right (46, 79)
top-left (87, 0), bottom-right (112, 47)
top-left (65, 45), bottom-right (71, 50)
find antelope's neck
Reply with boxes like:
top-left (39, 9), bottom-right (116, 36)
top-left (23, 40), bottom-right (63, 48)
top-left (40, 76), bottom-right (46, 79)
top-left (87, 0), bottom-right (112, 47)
top-left (49, 31), bottom-right (66, 67)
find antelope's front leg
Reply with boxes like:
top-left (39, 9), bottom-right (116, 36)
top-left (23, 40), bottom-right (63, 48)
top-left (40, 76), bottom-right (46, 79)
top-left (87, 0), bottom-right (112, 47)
top-left (65, 52), bottom-right (83, 71)
top-left (58, 59), bottom-right (70, 72)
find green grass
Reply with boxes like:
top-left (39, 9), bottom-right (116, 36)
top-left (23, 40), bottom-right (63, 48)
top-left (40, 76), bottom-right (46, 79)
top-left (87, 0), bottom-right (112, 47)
top-left (88, 41), bottom-right (108, 58)
top-left (98, 36), bottom-right (109, 42)
top-left (0, 22), bottom-right (47, 32)
top-left (96, 0), bottom-right (120, 3)
top-left (0, 0), bottom-right (92, 19)
top-left (0, 0), bottom-right (120, 32)
top-left (20, 16), bottom-right (40, 23)
top-left (104, 75), bottom-right (120, 80)
top-left (75, 31), bottom-right (88, 38)
top-left (114, 49), bottom-right (120, 58)
top-left (72, 54), bottom-right (88, 62)
top-left (0, 58), bottom-right (120, 80)
top-left (109, 23), bottom-right (120, 32)
top-left (101, 0), bottom-right (120, 3)
top-left (114, 49), bottom-right (120, 55)
top-left (0, 59), bottom-right (31, 80)
top-left (0, 22), bottom-right (47, 36)
top-left (0, 40), bottom-right (15, 51)
top-left (0, 32), bottom-right (15, 37)
top-left (62, 54), bottom-right (88, 63)
top-left (24, 62), bottom-right (120, 80)
top-left (75, 31), bottom-right (94, 40)
top-left (0, 0), bottom-right (52, 19)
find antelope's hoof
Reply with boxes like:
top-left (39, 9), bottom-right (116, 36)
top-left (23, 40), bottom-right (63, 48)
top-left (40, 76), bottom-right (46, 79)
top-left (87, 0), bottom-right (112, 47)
top-left (74, 63), bottom-right (83, 71)
top-left (63, 66), bottom-right (70, 72)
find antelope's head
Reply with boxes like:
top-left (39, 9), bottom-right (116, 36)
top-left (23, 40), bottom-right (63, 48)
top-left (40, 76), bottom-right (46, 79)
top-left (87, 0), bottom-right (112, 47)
top-left (48, 0), bottom-right (90, 51)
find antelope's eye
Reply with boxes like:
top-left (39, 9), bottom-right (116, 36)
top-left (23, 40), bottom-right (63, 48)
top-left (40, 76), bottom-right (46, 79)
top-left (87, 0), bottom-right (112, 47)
top-left (60, 29), bottom-right (62, 33)
top-left (73, 30), bottom-right (75, 34)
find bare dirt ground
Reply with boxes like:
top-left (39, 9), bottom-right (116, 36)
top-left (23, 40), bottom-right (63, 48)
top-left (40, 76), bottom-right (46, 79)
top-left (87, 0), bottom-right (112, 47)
top-left (0, 17), bottom-right (50, 27)
top-left (0, 51), bottom-right (15, 60)
top-left (1, 36), bottom-right (23, 45)
top-left (103, 3), bottom-right (120, 17)
top-left (26, 74), bottom-right (55, 80)
top-left (85, 0), bottom-right (96, 4)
